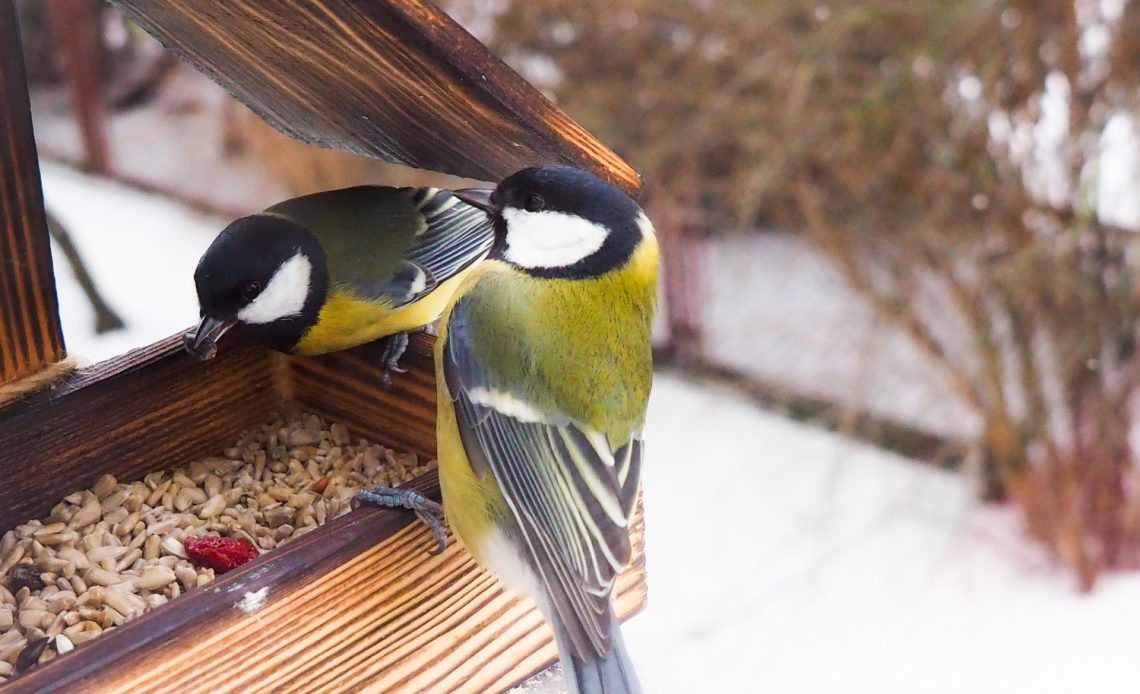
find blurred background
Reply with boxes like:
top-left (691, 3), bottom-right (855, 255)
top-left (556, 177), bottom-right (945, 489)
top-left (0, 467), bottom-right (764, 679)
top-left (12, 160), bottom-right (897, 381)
top-left (13, 1), bottom-right (1140, 692)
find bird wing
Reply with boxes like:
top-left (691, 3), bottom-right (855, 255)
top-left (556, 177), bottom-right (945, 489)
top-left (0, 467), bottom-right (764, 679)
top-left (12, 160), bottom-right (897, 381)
top-left (401, 188), bottom-right (494, 290)
top-left (443, 294), bottom-right (643, 659)
top-left (347, 187), bottom-right (493, 307)
top-left (270, 186), bottom-right (493, 308)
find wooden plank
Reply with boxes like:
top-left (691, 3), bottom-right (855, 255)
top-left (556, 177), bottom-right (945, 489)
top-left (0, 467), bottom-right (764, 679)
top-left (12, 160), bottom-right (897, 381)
top-left (289, 332), bottom-right (438, 462)
top-left (111, 0), bottom-right (642, 194)
top-left (0, 334), bottom-right (281, 531)
top-left (287, 336), bottom-right (649, 692)
top-left (6, 473), bottom-right (645, 693)
top-left (0, 0), bottom-right (66, 384)
top-left (5, 332), bottom-right (648, 693)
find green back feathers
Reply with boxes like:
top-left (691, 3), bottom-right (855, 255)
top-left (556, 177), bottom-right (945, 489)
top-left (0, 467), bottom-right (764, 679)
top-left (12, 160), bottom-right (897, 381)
top-left (266, 186), bottom-right (493, 309)
top-left (265, 186), bottom-right (423, 288)
top-left (460, 252), bottom-right (657, 442)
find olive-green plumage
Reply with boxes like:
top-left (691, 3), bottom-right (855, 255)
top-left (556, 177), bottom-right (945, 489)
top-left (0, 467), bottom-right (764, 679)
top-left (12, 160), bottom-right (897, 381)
top-left (189, 185), bottom-right (492, 359)
top-left (265, 186), bottom-right (425, 295)
top-left (455, 265), bottom-right (654, 441)
top-left (436, 165), bottom-right (657, 694)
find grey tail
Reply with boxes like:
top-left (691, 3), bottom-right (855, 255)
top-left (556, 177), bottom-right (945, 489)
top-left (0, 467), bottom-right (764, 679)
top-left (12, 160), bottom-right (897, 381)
top-left (552, 608), bottom-right (643, 694)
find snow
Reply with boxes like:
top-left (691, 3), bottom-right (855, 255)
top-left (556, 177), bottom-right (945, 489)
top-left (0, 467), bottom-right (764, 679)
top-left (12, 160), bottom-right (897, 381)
top-left (33, 67), bottom-right (284, 216)
top-left (42, 163), bottom-right (1140, 694)
top-left (40, 159), bottom-right (223, 362)
top-left (627, 375), bottom-right (1139, 694)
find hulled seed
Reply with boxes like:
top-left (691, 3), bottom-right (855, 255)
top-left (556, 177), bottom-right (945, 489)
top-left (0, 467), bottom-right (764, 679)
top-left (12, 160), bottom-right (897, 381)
top-left (0, 411), bottom-right (436, 664)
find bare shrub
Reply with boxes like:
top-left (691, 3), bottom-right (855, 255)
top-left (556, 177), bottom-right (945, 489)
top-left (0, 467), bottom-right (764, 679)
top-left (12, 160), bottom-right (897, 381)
top-left (469, 0), bottom-right (1140, 587)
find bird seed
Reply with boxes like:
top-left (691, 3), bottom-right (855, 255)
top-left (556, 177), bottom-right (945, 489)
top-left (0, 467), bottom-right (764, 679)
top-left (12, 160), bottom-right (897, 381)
top-left (0, 409), bottom-right (435, 682)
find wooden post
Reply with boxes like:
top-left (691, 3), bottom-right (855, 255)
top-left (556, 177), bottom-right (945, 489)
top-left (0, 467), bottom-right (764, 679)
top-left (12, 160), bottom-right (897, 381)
top-left (46, 0), bottom-right (111, 174)
top-left (0, 0), bottom-right (66, 384)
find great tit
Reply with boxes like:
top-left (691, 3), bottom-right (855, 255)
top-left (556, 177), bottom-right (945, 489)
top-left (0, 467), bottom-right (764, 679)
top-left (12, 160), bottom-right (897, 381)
top-left (359, 165), bottom-right (657, 694)
top-left (185, 185), bottom-right (493, 378)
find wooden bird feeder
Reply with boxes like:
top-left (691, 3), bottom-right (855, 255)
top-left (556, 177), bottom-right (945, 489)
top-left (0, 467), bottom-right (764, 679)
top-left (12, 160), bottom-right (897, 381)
top-left (0, 1), bottom-right (646, 691)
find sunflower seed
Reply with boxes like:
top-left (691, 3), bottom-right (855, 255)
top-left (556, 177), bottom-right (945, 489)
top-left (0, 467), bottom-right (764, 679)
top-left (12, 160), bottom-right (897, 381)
top-left (17, 609), bottom-right (47, 630)
top-left (85, 546), bottom-right (127, 564)
top-left (145, 479), bottom-right (172, 508)
top-left (114, 549), bottom-right (142, 573)
top-left (54, 634), bottom-right (74, 654)
top-left (162, 536), bottom-right (188, 559)
top-left (84, 568), bottom-right (120, 588)
top-left (198, 495), bottom-right (226, 519)
top-left (135, 566), bottom-right (176, 592)
top-left (15, 635), bottom-right (49, 671)
top-left (0, 411), bottom-right (437, 662)
top-left (102, 588), bottom-right (144, 619)
top-left (7, 564), bottom-right (44, 592)
top-left (91, 474), bottom-right (118, 499)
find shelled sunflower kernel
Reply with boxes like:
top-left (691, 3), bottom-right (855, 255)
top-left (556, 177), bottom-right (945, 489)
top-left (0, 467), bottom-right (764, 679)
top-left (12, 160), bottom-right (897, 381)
top-left (0, 409), bottom-right (435, 680)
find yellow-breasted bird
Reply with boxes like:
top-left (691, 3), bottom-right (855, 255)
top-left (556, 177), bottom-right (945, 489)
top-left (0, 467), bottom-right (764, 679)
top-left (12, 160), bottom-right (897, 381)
top-left (360, 165), bottom-right (657, 693)
top-left (184, 185), bottom-right (493, 379)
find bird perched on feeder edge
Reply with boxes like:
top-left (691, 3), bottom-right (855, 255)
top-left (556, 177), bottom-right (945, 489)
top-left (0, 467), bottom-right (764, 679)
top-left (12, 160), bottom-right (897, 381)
top-left (184, 185), bottom-right (494, 382)
top-left (358, 165), bottom-right (657, 694)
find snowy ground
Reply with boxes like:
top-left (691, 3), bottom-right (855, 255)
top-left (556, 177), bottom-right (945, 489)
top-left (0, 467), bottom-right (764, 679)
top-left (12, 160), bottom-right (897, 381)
top-left (33, 67), bottom-right (285, 216)
top-left (38, 163), bottom-right (1140, 693)
top-left (630, 375), bottom-right (1138, 694)
top-left (42, 159), bottom-right (222, 363)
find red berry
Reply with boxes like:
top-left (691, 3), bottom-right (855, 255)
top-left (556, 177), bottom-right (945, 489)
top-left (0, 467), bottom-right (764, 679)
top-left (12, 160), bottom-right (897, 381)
top-left (182, 535), bottom-right (259, 573)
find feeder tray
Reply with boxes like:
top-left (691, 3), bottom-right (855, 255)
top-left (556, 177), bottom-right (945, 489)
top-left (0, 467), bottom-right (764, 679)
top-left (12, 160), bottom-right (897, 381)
top-left (0, 1), bottom-right (646, 691)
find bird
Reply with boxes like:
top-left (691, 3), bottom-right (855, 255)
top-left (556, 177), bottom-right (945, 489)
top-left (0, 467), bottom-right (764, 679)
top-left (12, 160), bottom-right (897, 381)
top-left (358, 165), bottom-right (657, 694)
top-left (184, 185), bottom-right (494, 381)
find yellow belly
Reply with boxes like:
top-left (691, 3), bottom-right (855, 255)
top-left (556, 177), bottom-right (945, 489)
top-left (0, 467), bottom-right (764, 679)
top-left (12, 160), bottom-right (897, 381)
top-left (435, 384), bottom-right (503, 565)
top-left (294, 271), bottom-right (471, 355)
top-left (433, 266), bottom-right (508, 564)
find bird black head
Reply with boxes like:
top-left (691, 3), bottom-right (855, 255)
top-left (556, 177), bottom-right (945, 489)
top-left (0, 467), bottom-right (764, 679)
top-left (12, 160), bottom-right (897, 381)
top-left (186, 214), bottom-right (328, 359)
top-left (453, 165), bottom-right (652, 279)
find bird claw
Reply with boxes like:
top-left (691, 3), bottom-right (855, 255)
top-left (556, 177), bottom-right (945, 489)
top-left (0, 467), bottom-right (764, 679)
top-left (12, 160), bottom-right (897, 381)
top-left (354, 486), bottom-right (448, 555)
top-left (380, 332), bottom-right (410, 388)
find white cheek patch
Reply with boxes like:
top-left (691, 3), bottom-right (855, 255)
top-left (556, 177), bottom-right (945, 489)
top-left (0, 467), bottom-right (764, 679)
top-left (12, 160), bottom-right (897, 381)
top-left (237, 252), bottom-right (312, 325)
top-left (636, 211), bottom-right (656, 238)
top-left (501, 208), bottom-right (608, 269)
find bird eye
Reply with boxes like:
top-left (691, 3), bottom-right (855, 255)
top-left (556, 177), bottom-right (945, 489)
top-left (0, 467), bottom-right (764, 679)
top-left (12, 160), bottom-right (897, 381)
top-left (242, 281), bottom-right (262, 301)
top-left (524, 193), bottom-right (545, 212)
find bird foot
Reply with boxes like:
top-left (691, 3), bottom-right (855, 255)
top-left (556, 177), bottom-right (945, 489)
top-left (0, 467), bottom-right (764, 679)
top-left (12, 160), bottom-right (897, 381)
top-left (380, 332), bottom-right (410, 388)
top-left (354, 486), bottom-right (447, 555)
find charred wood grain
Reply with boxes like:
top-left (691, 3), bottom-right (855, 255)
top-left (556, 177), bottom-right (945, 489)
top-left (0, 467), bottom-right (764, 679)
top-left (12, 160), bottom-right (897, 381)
top-left (1, 330), bottom-right (647, 693)
top-left (0, 0), bottom-right (66, 385)
top-left (110, 0), bottom-right (642, 194)
top-left (290, 332), bottom-right (438, 461)
top-left (0, 334), bottom-right (281, 531)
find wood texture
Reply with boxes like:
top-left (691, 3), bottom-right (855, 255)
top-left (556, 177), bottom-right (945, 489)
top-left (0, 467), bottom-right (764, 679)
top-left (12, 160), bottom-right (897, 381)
top-left (5, 487), bottom-right (645, 694)
top-left (2, 334), bottom-right (647, 693)
top-left (290, 332), bottom-right (439, 461)
top-left (0, 0), bottom-right (66, 385)
top-left (110, 0), bottom-right (642, 194)
top-left (0, 334), bottom-right (281, 531)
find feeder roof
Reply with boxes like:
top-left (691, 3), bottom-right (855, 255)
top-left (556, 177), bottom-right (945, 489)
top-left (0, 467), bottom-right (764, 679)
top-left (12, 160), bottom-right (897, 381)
top-left (115, 0), bottom-right (641, 194)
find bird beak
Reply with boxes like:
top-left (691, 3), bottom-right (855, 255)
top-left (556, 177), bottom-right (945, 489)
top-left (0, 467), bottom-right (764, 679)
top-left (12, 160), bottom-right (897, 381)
top-left (183, 315), bottom-right (236, 362)
top-left (452, 188), bottom-right (496, 215)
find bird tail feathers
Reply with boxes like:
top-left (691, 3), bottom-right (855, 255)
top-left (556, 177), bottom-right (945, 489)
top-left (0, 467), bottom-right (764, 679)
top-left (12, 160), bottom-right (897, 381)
top-left (551, 608), bottom-right (643, 694)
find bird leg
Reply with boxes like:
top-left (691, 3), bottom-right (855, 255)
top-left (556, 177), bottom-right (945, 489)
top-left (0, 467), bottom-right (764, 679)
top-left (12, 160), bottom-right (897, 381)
top-left (380, 332), bottom-right (410, 388)
top-left (354, 486), bottom-right (448, 555)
